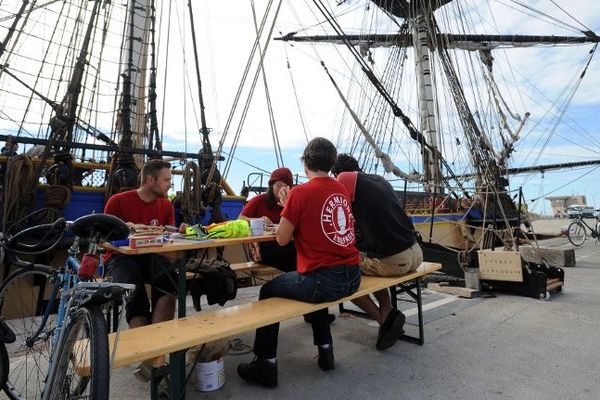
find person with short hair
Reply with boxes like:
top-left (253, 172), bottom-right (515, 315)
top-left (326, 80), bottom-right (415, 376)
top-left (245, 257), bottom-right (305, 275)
top-left (333, 153), bottom-right (423, 351)
top-left (104, 159), bottom-right (185, 378)
top-left (237, 138), bottom-right (361, 388)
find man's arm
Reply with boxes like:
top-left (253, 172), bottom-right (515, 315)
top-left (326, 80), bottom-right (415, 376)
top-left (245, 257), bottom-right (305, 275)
top-left (275, 216), bottom-right (294, 246)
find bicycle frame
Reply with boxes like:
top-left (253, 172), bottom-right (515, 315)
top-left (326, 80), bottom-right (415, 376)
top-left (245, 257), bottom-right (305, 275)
top-left (574, 216), bottom-right (600, 237)
top-left (2, 212), bottom-right (133, 400)
top-left (5, 233), bottom-right (132, 400)
top-left (25, 236), bottom-right (87, 349)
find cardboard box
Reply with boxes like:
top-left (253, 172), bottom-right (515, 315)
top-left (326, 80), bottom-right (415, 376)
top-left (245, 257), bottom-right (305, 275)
top-left (129, 235), bottom-right (165, 249)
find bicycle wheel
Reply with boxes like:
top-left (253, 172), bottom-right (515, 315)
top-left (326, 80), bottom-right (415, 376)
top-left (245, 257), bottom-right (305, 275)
top-left (46, 305), bottom-right (109, 400)
top-left (0, 342), bottom-right (8, 391)
top-left (0, 265), bottom-right (56, 400)
top-left (567, 221), bottom-right (586, 246)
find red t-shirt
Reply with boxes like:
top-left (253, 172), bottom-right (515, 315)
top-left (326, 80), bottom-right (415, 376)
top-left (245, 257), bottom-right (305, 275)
top-left (240, 193), bottom-right (283, 223)
top-left (103, 190), bottom-right (175, 263)
top-left (104, 189), bottom-right (175, 226)
top-left (336, 172), bottom-right (358, 201)
top-left (281, 176), bottom-right (359, 274)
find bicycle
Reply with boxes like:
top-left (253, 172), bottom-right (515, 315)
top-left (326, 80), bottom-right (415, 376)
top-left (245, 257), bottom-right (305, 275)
top-left (0, 323), bottom-right (8, 391)
top-left (0, 211), bottom-right (133, 400)
top-left (567, 214), bottom-right (600, 246)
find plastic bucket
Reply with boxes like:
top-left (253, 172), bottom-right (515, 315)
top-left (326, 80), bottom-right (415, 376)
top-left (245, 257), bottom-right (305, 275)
top-left (464, 268), bottom-right (480, 290)
top-left (196, 357), bottom-right (225, 392)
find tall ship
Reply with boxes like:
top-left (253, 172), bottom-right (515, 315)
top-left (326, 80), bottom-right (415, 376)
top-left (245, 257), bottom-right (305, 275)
top-left (274, 0), bottom-right (600, 275)
top-left (0, 0), bottom-right (598, 278)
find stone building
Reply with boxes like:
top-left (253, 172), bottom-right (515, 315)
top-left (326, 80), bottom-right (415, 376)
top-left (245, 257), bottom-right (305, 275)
top-left (545, 195), bottom-right (586, 218)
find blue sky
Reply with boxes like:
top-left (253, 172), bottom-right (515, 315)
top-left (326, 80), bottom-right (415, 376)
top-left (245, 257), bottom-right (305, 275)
top-left (162, 0), bottom-right (600, 216)
top-left (1, 0), bottom-right (598, 216)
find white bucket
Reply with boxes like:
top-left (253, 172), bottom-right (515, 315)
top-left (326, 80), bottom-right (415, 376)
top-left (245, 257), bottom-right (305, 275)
top-left (196, 357), bottom-right (225, 392)
top-left (464, 268), bottom-right (480, 290)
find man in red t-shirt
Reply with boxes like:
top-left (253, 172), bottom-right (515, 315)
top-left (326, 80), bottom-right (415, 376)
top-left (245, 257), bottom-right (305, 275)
top-left (104, 159), bottom-right (184, 377)
top-left (237, 137), bottom-right (361, 388)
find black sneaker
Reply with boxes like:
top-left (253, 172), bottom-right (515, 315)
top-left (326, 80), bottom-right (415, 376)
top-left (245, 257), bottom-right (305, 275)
top-left (303, 313), bottom-right (336, 324)
top-left (237, 357), bottom-right (278, 388)
top-left (317, 345), bottom-right (335, 371)
top-left (376, 310), bottom-right (406, 351)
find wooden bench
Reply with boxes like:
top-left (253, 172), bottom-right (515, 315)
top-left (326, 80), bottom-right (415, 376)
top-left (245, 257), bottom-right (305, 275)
top-left (100, 262), bottom-right (441, 398)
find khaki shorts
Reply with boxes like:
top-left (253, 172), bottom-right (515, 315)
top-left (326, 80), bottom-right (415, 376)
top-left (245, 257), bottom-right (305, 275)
top-left (360, 242), bottom-right (424, 277)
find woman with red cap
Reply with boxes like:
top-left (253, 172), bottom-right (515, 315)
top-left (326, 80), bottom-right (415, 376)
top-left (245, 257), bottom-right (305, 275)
top-left (240, 167), bottom-right (296, 272)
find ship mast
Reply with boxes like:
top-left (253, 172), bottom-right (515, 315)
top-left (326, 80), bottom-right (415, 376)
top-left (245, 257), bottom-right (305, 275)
top-left (278, 0), bottom-right (600, 192)
top-left (108, 0), bottom-right (154, 196)
top-left (187, 0), bottom-right (213, 162)
top-left (412, 12), bottom-right (442, 190)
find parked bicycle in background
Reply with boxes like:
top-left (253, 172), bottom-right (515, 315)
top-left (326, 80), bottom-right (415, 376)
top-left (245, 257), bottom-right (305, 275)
top-left (0, 210), bottom-right (133, 400)
top-left (567, 214), bottom-right (600, 246)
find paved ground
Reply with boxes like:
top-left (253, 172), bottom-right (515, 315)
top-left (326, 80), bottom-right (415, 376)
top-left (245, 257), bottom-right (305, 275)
top-left (109, 235), bottom-right (599, 400)
top-left (530, 217), bottom-right (597, 236)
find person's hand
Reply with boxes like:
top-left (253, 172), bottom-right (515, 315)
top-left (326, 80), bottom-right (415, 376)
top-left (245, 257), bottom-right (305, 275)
top-left (178, 223), bottom-right (189, 234)
top-left (277, 185), bottom-right (290, 207)
top-left (261, 216), bottom-right (273, 224)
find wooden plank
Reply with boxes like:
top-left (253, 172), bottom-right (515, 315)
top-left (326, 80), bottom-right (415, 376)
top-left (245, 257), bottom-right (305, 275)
top-left (113, 234), bottom-right (276, 255)
top-left (229, 262), bottom-right (270, 272)
top-left (107, 262), bottom-right (441, 369)
top-left (427, 283), bottom-right (479, 298)
top-left (478, 250), bottom-right (524, 282)
top-left (546, 281), bottom-right (564, 292)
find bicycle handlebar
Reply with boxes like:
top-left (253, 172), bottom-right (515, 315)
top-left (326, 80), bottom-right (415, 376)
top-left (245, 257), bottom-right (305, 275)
top-left (4, 218), bottom-right (67, 255)
top-left (2, 212), bottom-right (129, 256)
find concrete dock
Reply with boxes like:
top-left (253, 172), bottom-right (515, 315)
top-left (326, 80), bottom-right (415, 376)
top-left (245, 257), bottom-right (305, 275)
top-left (109, 232), bottom-right (599, 399)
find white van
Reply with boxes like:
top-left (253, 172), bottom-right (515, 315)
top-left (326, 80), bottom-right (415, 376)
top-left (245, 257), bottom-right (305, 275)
top-left (566, 205), bottom-right (596, 218)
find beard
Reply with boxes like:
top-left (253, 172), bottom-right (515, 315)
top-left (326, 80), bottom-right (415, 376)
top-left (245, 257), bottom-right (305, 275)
top-left (152, 186), bottom-right (168, 198)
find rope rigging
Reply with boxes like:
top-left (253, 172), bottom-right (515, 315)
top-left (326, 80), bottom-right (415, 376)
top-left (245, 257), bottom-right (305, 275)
top-left (212, 0), bottom-right (282, 185)
top-left (518, 42), bottom-right (598, 188)
top-left (2, 154), bottom-right (36, 230)
top-left (250, 0), bottom-right (284, 168)
top-left (320, 60), bottom-right (420, 182)
top-left (307, 1), bottom-right (469, 198)
top-left (282, 41), bottom-right (311, 142)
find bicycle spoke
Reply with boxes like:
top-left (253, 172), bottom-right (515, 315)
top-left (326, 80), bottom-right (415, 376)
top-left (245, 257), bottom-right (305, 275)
top-left (47, 306), bottom-right (109, 400)
top-left (0, 266), bottom-right (55, 400)
top-left (567, 221), bottom-right (586, 246)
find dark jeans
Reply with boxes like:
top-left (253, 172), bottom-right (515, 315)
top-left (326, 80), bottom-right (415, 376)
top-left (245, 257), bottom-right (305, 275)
top-left (253, 264), bottom-right (361, 359)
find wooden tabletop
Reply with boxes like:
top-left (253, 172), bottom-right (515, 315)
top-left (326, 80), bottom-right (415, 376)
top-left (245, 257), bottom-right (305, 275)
top-left (110, 233), bottom-right (277, 255)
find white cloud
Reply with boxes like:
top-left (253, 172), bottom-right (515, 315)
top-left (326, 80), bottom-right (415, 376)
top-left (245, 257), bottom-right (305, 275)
top-left (0, 0), bottom-right (598, 212)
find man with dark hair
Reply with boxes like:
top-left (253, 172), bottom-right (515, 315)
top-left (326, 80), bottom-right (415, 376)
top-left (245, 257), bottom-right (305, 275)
top-left (333, 154), bottom-right (423, 351)
top-left (104, 158), bottom-right (184, 377)
top-left (330, 153), bottom-right (360, 176)
top-left (237, 137), bottom-right (361, 387)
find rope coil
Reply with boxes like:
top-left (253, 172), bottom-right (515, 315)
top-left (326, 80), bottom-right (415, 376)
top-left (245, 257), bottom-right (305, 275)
top-left (181, 161), bottom-right (202, 224)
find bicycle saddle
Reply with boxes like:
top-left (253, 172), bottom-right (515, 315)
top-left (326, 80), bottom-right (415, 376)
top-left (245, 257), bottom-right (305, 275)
top-left (70, 213), bottom-right (130, 242)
